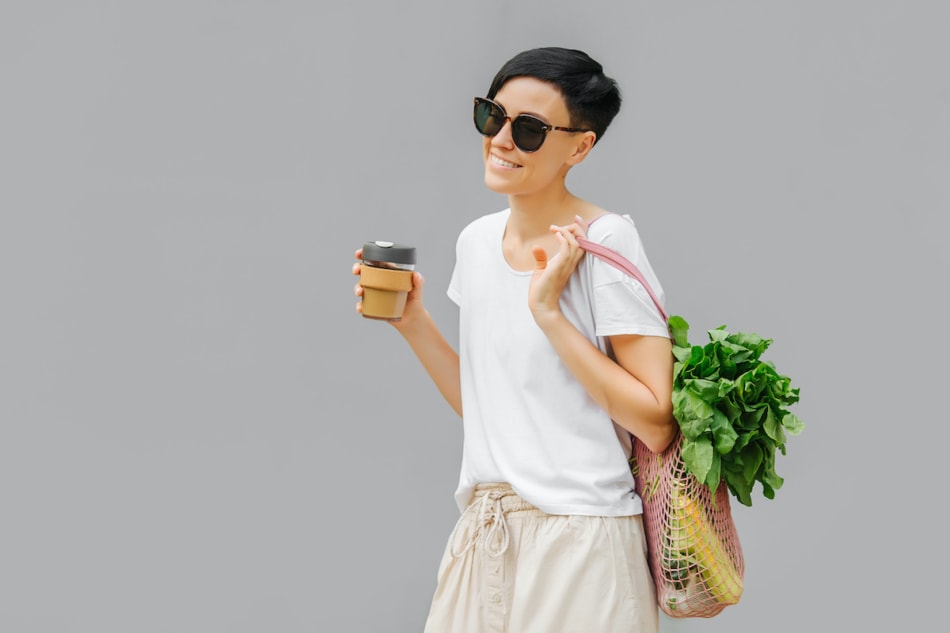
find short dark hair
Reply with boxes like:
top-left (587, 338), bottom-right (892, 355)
top-left (485, 47), bottom-right (622, 145)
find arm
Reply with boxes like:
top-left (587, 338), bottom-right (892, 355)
top-left (533, 311), bottom-right (676, 453)
top-left (353, 251), bottom-right (462, 417)
top-left (528, 226), bottom-right (677, 454)
top-left (393, 297), bottom-right (463, 417)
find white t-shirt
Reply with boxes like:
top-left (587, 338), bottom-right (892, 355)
top-left (447, 209), bottom-right (669, 516)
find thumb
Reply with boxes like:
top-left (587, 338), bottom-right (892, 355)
top-left (411, 271), bottom-right (425, 290)
top-left (532, 245), bottom-right (548, 270)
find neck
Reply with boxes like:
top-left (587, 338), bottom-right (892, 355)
top-left (506, 184), bottom-right (586, 241)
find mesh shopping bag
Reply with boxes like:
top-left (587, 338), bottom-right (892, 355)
top-left (578, 229), bottom-right (745, 618)
top-left (631, 434), bottom-right (744, 617)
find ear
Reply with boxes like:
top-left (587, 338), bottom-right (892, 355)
top-left (566, 131), bottom-right (597, 166)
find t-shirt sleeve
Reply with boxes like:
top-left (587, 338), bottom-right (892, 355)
top-left (587, 214), bottom-right (670, 338)
top-left (592, 278), bottom-right (669, 337)
top-left (447, 265), bottom-right (461, 306)
top-left (447, 232), bottom-right (463, 306)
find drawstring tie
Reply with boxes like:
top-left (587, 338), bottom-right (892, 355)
top-left (450, 488), bottom-right (511, 558)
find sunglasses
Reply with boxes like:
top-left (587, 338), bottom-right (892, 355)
top-left (473, 97), bottom-right (590, 153)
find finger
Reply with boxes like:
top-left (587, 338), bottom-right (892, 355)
top-left (563, 225), bottom-right (579, 246)
top-left (573, 215), bottom-right (588, 238)
top-left (411, 271), bottom-right (425, 290)
top-left (551, 224), bottom-right (578, 248)
top-left (406, 271), bottom-right (424, 299)
top-left (532, 245), bottom-right (548, 270)
top-left (354, 282), bottom-right (363, 297)
top-left (352, 261), bottom-right (362, 276)
top-left (355, 248), bottom-right (363, 259)
top-left (551, 226), bottom-right (585, 267)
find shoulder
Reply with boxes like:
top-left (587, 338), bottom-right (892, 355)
top-left (582, 212), bottom-right (669, 332)
top-left (586, 212), bottom-right (639, 238)
top-left (585, 212), bottom-right (649, 256)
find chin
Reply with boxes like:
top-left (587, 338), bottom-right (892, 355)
top-left (483, 170), bottom-right (517, 195)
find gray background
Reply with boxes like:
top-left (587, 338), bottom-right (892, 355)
top-left (2, 1), bottom-right (946, 631)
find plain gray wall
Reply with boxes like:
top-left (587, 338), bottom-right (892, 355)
top-left (2, 1), bottom-right (946, 631)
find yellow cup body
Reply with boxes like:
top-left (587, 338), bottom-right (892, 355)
top-left (360, 265), bottom-right (413, 320)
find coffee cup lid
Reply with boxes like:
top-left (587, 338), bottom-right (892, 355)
top-left (362, 241), bottom-right (416, 265)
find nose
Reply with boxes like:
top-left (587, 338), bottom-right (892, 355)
top-left (490, 117), bottom-right (515, 149)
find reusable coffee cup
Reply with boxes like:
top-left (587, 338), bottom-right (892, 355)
top-left (360, 241), bottom-right (417, 321)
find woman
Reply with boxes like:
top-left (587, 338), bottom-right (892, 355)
top-left (353, 47), bottom-right (676, 633)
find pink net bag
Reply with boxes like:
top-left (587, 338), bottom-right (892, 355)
top-left (578, 227), bottom-right (745, 618)
top-left (631, 433), bottom-right (744, 618)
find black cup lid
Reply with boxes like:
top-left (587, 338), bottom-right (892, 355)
top-left (362, 241), bottom-right (416, 265)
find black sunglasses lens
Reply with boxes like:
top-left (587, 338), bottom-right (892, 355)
top-left (473, 99), bottom-right (548, 151)
top-left (511, 117), bottom-right (546, 152)
top-left (474, 99), bottom-right (504, 136)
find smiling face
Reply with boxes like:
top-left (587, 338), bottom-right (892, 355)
top-left (481, 77), bottom-right (596, 198)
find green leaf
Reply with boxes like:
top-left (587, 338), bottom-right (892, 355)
top-left (673, 390), bottom-right (715, 438)
top-left (726, 331), bottom-right (772, 356)
top-left (678, 415), bottom-right (713, 441)
top-left (782, 412), bottom-right (805, 435)
top-left (763, 406), bottom-right (787, 445)
top-left (705, 454), bottom-right (722, 495)
top-left (681, 436), bottom-right (714, 484)
top-left (665, 321), bottom-right (804, 506)
top-left (686, 378), bottom-right (720, 402)
top-left (719, 398), bottom-right (741, 422)
top-left (740, 442), bottom-right (764, 485)
top-left (668, 315), bottom-right (691, 348)
top-left (717, 379), bottom-right (736, 399)
top-left (732, 428), bottom-right (755, 452)
top-left (731, 478), bottom-right (754, 507)
top-left (719, 340), bottom-right (754, 365)
top-left (764, 468), bottom-right (785, 492)
top-left (710, 408), bottom-right (738, 455)
top-left (739, 406), bottom-right (766, 429)
top-left (680, 346), bottom-right (707, 378)
top-left (672, 347), bottom-right (692, 363)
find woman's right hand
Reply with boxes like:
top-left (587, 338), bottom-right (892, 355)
top-left (352, 248), bottom-right (427, 331)
top-left (353, 248), bottom-right (461, 417)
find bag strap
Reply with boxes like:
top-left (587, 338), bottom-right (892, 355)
top-left (577, 219), bottom-right (677, 452)
top-left (576, 235), bottom-right (669, 324)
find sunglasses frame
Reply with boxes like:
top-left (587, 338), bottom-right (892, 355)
top-left (473, 97), bottom-right (590, 153)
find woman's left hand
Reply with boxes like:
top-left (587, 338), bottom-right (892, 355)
top-left (528, 215), bottom-right (587, 323)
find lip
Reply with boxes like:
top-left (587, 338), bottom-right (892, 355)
top-left (489, 153), bottom-right (522, 169)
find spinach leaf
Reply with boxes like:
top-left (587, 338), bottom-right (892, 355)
top-left (670, 316), bottom-right (804, 506)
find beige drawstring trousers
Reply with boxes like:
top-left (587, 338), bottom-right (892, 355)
top-left (423, 483), bottom-right (658, 633)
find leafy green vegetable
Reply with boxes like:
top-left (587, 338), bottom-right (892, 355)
top-left (669, 315), bottom-right (805, 506)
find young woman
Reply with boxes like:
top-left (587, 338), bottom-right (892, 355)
top-left (353, 47), bottom-right (676, 633)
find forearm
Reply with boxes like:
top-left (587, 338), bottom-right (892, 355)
top-left (396, 310), bottom-right (463, 417)
top-left (535, 312), bottom-right (676, 453)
